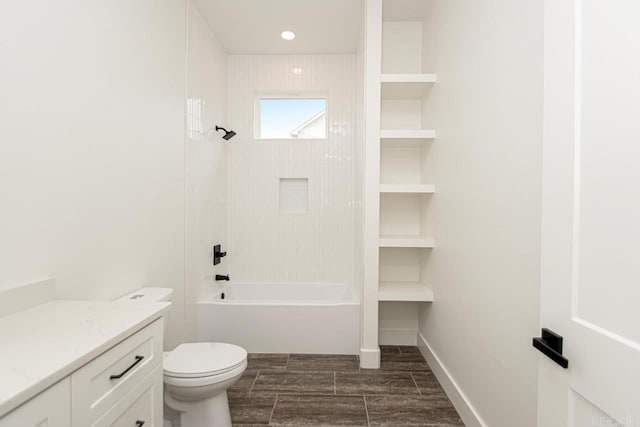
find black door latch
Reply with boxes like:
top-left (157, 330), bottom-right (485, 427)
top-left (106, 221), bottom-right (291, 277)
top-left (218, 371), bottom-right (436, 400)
top-left (533, 328), bottom-right (569, 368)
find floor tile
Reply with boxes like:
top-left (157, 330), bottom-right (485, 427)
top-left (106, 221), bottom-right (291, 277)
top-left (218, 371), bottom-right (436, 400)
top-left (380, 352), bottom-right (426, 362)
top-left (231, 369), bottom-right (259, 390)
top-left (228, 391), bottom-right (276, 426)
top-left (378, 350), bottom-right (431, 372)
top-left (335, 372), bottom-right (420, 396)
top-left (271, 394), bottom-right (368, 426)
top-left (252, 371), bottom-right (335, 395)
top-left (366, 395), bottom-right (464, 426)
top-left (248, 353), bottom-right (289, 370)
top-left (380, 345), bottom-right (401, 356)
top-left (287, 354), bottom-right (359, 372)
top-left (398, 346), bottom-right (423, 355)
top-left (234, 353), bottom-right (460, 426)
top-left (412, 372), bottom-right (447, 397)
top-left (379, 357), bottom-right (431, 372)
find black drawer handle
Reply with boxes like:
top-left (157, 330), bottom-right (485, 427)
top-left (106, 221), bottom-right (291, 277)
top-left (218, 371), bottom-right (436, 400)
top-left (532, 328), bottom-right (569, 368)
top-left (110, 355), bottom-right (144, 380)
top-left (136, 421), bottom-right (145, 427)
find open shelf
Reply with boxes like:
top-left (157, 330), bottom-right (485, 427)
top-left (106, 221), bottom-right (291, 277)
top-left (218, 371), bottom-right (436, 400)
top-left (381, 142), bottom-right (433, 185)
top-left (381, 73), bottom-right (436, 99)
top-left (381, 73), bottom-right (437, 83)
top-left (380, 184), bottom-right (435, 193)
top-left (380, 192), bottom-right (432, 241)
top-left (379, 247), bottom-right (433, 303)
top-left (380, 130), bottom-right (436, 139)
top-left (379, 236), bottom-right (434, 248)
top-left (379, 282), bottom-right (434, 302)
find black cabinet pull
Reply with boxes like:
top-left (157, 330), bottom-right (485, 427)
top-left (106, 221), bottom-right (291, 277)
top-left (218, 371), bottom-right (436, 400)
top-left (135, 421), bottom-right (145, 427)
top-left (110, 355), bottom-right (144, 380)
top-left (532, 328), bottom-right (569, 368)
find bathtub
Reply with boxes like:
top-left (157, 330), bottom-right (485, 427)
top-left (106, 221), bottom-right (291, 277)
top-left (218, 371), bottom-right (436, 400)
top-left (196, 282), bottom-right (360, 354)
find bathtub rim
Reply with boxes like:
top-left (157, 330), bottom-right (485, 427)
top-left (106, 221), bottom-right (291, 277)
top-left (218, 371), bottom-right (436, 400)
top-left (201, 281), bottom-right (361, 306)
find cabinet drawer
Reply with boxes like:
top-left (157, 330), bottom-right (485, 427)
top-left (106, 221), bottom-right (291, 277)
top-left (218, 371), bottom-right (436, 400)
top-left (72, 319), bottom-right (163, 426)
top-left (92, 365), bottom-right (163, 427)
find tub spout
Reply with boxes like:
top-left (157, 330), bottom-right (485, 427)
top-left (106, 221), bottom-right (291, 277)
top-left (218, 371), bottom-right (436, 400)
top-left (215, 274), bottom-right (230, 281)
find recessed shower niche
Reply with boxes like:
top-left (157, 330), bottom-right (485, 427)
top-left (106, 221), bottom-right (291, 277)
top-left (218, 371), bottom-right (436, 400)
top-left (279, 178), bottom-right (309, 214)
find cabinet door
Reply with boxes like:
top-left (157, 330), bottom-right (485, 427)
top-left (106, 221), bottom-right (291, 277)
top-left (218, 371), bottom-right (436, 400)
top-left (0, 378), bottom-right (71, 427)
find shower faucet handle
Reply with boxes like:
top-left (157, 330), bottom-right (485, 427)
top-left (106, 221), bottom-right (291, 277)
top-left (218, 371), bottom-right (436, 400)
top-left (215, 274), bottom-right (230, 281)
top-left (213, 244), bottom-right (227, 265)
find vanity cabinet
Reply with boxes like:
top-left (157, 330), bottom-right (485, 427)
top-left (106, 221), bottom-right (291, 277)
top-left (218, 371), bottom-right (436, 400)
top-left (0, 378), bottom-right (71, 427)
top-left (0, 318), bottom-right (164, 427)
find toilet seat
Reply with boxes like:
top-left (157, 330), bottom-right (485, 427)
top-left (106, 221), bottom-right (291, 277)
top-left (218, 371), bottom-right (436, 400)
top-left (163, 342), bottom-right (247, 380)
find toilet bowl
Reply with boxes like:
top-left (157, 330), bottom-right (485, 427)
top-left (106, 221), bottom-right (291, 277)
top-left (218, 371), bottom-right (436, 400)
top-left (117, 288), bottom-right (247, 427)
top-left (163, 342), bottom-right (247, 427)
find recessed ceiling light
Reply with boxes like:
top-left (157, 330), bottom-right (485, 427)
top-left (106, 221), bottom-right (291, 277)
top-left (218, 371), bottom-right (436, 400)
top-left (292, 67), bottom-right (303, 75)
top-left (281, 31), bottom-right (295, 41)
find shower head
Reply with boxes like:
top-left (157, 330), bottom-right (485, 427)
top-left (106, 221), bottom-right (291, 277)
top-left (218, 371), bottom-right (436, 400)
top-left (215, 126), bottom-right (236, 141)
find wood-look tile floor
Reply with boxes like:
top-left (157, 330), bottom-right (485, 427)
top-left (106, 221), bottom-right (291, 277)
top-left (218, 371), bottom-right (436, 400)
top-left (228, 346), bottom-right (464, 427)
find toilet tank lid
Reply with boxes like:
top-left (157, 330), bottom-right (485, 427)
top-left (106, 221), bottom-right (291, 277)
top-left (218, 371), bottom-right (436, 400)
top-left (117, 287), bottom-right (174, 302)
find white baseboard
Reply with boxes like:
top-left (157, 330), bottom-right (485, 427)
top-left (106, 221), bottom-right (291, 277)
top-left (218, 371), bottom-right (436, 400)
top-left (417, 332), bottom-right (486, 427)
top-left (359, 347), bottom-right (380, 369)
top-left (379, 328), bottom-right (418, 345)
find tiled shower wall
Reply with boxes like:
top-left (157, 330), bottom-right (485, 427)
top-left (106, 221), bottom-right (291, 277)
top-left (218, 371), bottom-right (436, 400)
top-left (185, 3), bottom-right (228, 338)
top-left (227, 55), bottom-right (359, 285)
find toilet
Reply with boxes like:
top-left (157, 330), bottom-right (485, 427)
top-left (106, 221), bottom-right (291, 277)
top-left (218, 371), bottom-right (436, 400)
top-left (117, 287), bottom-right (247, 427)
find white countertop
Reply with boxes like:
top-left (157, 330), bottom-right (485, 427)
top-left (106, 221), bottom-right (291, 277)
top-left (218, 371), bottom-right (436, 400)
top-left (0, 300), bottom-right (171, 417)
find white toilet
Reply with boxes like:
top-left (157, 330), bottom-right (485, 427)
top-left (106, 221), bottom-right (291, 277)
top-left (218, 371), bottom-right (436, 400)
top-left (118, 287), bottom-right (247, 427)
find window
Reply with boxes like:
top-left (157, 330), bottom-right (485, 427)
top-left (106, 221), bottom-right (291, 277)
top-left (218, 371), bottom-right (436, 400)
top-left (256, 95), bottom-right (327, 140)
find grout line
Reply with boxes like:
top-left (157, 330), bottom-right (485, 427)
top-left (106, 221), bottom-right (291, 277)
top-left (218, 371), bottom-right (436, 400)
top-left (285, 353), bottom-right (290, 371)
top-left (410, 373), bottom-right (422, 396)
top-left (268, 393), bottom-right (278, 426)
top-left (334, 371), bottom-right (337, 395)
top-left (248, 369), bottom-right (260, 393)
top-left (363, 396), bottom-right (371, 427)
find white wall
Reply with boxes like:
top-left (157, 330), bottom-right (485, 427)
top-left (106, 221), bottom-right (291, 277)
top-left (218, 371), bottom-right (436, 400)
top-left (0, 0), bottom-right (187, 349)
top-left (184, 2), bottom-right (228, 340)
top-left (418, 0), bottom-right (543, 426)
top-left (226, 55), bottom-right (359, 286)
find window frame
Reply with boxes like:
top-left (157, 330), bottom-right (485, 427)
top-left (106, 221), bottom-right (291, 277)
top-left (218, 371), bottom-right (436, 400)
top-left (254, 92), bottom-right (329, 141)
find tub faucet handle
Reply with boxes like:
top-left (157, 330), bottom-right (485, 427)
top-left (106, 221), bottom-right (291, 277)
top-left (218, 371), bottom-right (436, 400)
top-left (213, 244), bottom-right (227, 265)
top-left (215, 274), bottom-right (230, 281)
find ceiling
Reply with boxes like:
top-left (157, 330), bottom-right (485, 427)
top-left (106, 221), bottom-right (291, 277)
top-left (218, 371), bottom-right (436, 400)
top-left (192, 0), bottom-right (365, 54)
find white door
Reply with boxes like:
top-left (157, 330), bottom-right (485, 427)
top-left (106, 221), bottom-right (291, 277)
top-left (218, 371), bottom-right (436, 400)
top-left (538, 1), bottom-right (640, 426)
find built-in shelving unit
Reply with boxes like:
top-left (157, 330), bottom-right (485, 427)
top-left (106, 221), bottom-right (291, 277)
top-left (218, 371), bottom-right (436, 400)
top-left (376, 0), bottom-right (436, 347)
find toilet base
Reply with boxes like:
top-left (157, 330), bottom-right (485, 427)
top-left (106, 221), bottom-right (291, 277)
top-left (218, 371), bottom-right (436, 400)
top-left (165, 389), bottom-right (232, 427)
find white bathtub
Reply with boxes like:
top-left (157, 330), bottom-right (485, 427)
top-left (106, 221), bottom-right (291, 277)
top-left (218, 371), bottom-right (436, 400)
top-left (196, 282), bottom-right (360, 354)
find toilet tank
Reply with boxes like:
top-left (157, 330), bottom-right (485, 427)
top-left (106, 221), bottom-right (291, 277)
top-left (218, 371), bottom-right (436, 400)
top-left (117, 287), bottom-right (174, 303)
